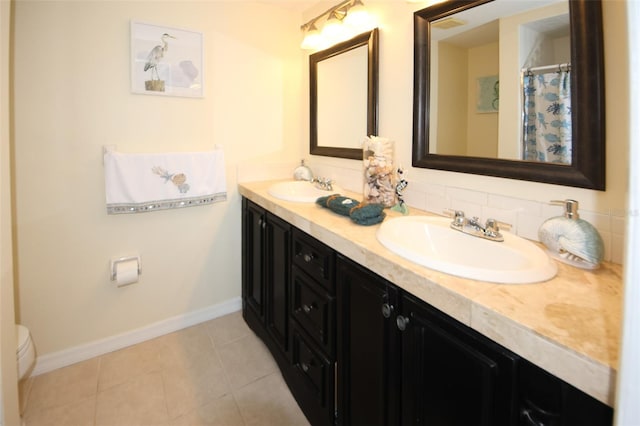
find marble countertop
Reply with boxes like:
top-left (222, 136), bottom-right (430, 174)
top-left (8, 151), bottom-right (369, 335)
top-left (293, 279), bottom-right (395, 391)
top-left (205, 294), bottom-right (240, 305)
top-left (239, 180), bottom-right (623, 406)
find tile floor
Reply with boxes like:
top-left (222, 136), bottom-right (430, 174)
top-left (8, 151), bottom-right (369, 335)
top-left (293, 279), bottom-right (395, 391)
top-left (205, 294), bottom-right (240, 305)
top-left (20, 311), bottom-right (310, 426)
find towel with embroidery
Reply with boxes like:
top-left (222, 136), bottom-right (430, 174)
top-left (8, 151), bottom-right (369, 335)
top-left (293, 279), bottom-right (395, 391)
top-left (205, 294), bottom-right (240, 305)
top-left (104, 150), bottom-right (226, 214)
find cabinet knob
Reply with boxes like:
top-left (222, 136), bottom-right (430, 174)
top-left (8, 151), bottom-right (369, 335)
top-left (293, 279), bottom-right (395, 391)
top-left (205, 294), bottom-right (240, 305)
top-left (520, 408), bottom-right (546, 426)
top-left (303, 253), bottom-right (314, 263)
top-left (302, 303), bottom-right (315, 313)
top-left (301, 360), bottom-right (315, 372)
top-left (396, 315), bottom-right (410, 331)
top-left (381, 303), bottom-right (394, 318)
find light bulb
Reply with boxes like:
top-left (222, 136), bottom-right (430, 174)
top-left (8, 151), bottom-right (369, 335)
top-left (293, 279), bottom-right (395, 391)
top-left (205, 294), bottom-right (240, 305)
top-left (322, 11), bottom-right (349, 45)
top-left (301, 24), bottom-right (322, 50)
top-left (344, 2), bottom-right (374, 32)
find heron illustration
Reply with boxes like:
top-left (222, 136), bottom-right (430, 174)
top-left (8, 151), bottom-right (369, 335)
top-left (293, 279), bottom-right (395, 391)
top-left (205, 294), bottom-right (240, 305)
top-left (144, 33), bottom-right (176, 81)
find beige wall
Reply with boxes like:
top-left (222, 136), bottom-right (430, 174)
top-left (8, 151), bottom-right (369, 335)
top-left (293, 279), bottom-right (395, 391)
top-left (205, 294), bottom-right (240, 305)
top-left (466, 42), bottom-right (499, 158)
top-left (13, 1), bottom-right (302, 357)
top-left (434, 42), bottom-right (468, 156)
top-left (2, 0), bottom-right (21, 422)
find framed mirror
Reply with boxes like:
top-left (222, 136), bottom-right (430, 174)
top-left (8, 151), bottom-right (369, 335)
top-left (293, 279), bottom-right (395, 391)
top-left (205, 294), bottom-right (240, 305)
top-left (310, 29), bottom-right (379, 160)
top-left (413, 0), bottom-right (605, 189)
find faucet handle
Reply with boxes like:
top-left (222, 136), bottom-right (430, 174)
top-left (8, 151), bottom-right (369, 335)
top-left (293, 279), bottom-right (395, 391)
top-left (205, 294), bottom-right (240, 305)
top-left (485, 218), bottom-right (512, 233)
top-left (443, 209), bottom-right (466, 227)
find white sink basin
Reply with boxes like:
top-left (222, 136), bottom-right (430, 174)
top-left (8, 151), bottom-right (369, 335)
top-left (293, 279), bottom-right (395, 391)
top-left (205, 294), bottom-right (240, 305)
top-left (376, 216), bottom-right (557, 284)
top-left (268, 180), bottom-right (342, 203)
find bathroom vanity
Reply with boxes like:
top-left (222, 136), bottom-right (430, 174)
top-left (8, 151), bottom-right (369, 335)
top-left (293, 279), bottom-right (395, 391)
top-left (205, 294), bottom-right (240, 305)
top-left (239, 180), bottom-right (620, 426)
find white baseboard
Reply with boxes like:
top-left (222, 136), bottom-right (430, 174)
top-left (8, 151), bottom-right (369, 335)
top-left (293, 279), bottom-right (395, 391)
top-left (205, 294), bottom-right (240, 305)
top-left (31, 297), bottom-right (242, 376)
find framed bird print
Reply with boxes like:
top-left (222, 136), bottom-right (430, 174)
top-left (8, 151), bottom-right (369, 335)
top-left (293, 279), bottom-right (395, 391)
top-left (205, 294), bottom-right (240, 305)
top-left (130, 21), bottom-right (204, 98)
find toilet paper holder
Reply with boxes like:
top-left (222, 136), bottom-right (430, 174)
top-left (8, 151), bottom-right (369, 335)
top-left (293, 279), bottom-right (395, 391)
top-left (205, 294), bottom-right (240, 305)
top-left (110, 255), bottom-right (141, 281)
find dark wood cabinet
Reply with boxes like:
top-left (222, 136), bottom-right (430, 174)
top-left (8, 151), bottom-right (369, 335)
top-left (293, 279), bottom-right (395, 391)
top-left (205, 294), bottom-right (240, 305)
top-left (242, 199), bottom-right (265, 327)
top-left (241, 198), bottom-right (613, 426)
top-left (241, 199), bottom-right (291, 366)
top-left (399, 293), bottom-right (519, 426)
top-left (265, 211), bottom-right (291, 359)
top-left (518, 359), bottom-right (613, 426)
top-left (287, 228), bottom-right (337, 426)
top-left (336, 256), bottom-right (517, 426)
top-left (336, 254), bottom-right (400, 426)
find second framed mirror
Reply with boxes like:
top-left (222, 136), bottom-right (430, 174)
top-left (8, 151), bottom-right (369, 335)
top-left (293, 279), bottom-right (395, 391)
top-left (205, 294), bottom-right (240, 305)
top-left (310, 29), bottom-right (379, 160)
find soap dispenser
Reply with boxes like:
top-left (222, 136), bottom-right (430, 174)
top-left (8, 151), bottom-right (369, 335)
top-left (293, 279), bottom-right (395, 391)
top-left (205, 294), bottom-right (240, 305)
top-left (538, 199), bottom-right (604, 269)
top-left (293, 159), bottom-right (313, 181)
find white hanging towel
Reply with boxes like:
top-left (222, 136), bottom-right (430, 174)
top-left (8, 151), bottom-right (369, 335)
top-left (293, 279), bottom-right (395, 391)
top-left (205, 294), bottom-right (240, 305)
top-left (104, 149), bottom-right (227, 214)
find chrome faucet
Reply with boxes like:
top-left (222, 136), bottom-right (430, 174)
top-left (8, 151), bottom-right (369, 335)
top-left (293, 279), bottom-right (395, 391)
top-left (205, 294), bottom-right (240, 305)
top-left (447, 210), bottom-right (510, 242)
top-left (313, 177), bottom-right (333, 191)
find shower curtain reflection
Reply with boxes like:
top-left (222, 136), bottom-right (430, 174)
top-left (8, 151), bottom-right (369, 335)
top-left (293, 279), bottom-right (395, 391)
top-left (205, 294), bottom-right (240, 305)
top-left (522, 66), bottom-right (572, 164)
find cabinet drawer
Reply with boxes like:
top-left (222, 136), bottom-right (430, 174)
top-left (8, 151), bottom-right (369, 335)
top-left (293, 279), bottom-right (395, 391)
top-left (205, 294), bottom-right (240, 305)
top-left (290, 323), bottom-right (335, 426)
top-left (291, 266), bottom-right (335, 356)
top-left (292, 229), bottom-right (335, 293)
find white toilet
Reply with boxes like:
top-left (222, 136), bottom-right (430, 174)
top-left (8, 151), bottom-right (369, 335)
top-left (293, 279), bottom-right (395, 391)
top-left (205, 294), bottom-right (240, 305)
top-left (16, 324), bottom-right (35, 380)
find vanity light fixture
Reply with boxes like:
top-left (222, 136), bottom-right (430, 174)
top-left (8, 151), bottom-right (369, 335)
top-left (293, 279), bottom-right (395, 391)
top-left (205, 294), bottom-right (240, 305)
top-left (300, 0), bottom-right (374, 51)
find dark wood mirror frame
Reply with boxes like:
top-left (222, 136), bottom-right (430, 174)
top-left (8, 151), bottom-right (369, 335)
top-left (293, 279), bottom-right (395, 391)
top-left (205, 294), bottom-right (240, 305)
top-left (310, 29), bottom-right (379, 160)
top-left (412, 0), bottom-right (605, 190)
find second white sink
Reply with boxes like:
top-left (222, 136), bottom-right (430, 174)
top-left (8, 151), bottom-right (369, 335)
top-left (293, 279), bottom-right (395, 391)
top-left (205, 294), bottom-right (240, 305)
top-left (268, 180), bottom-right (342, 203)
top-left (376, 216), bottom-right (557, 284)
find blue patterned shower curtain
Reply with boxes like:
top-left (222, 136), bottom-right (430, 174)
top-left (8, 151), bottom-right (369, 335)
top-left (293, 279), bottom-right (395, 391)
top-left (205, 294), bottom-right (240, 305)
top-left (522, 69), bottom-right (572, 164)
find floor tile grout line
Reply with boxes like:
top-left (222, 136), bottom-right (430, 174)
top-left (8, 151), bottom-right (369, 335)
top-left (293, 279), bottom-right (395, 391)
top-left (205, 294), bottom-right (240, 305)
top-left (92, 356), bottom-right (102, 426)
top-left (207, 319), bottom-right (255, 426)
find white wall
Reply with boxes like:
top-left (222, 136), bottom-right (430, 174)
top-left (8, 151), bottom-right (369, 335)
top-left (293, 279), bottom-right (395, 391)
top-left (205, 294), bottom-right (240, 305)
top-left (616, 0), bottom-right (640, 423)
top-left (12, 1), bottom-right (303, 359)
top-left (307, 0), bottom-right (628, 265)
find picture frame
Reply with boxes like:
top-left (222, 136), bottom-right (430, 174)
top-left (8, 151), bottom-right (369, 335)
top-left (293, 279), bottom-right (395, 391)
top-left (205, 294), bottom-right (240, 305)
top-left (476, 75), bottom-right (499, 113)
top-left (130, 21), bottom-right (204, 98)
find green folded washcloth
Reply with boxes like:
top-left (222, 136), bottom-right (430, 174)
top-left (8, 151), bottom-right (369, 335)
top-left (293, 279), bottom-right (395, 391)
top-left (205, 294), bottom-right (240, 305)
top-left (316, 194), bottom-right (360, 216)
top-left (316, 194), bottom-right (386, 226)
top-left (349, 203), bottom-right (386, 226)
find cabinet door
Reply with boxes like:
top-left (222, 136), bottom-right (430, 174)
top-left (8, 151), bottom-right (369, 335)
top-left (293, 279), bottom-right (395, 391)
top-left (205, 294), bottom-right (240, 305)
top-left (265, 212), bottom-right (291, 358)
top-left (400, 294), bottom-right (518, 426)
top-left (242, 200), bottom-right (265, 323)
top-left (518, 359), bottom-right (613, 426)
top-left (337, 255), bottom-right (400, 426)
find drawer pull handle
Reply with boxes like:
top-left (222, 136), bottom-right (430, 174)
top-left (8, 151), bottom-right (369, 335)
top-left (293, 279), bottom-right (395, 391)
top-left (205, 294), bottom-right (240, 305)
top-left (520, 408), bottom-right (545, 426)
top-left (381, 303), bottom-right (394, 318)
top-left (303, 304), bottom-right (315, 313)
top-left (301, 361), bottom-right (314, 372)
top-left (396, 315), bottom-right (410, 331)
top-left (303, 253), bottom-right (314, 263)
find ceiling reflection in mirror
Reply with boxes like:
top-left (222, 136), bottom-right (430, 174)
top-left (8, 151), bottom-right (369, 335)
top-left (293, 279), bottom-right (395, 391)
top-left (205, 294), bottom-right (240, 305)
top-left (429, 0), bottom-right (571, 163)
